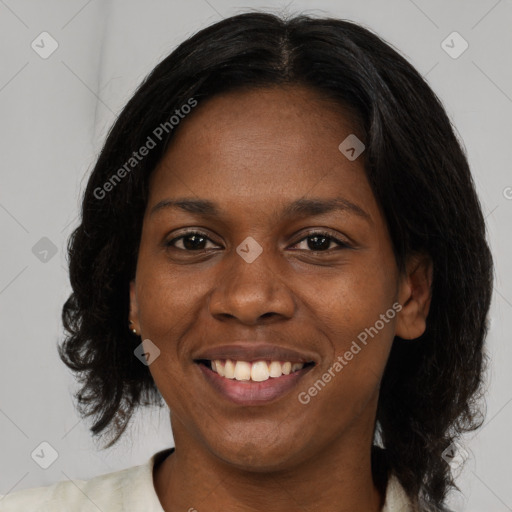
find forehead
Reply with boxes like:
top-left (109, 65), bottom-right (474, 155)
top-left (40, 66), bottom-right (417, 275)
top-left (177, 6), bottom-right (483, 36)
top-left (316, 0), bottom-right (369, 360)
top-left (147, 85), bottom-right (376, 221)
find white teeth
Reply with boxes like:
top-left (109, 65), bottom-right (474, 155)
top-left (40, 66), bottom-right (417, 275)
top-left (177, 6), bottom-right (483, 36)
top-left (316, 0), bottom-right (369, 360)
top-left (251, 361), bottom-right (270, 382)
top-left (210, 359), bottom-right (306, 381)
top-left (234, 361), bottom-right (251, 381)
top-left (224, 359), bottom-right (235, 379)
top-left (215, 360), bottom-right (225, 377)
top-left (268, 361), bottom-right (283, 378)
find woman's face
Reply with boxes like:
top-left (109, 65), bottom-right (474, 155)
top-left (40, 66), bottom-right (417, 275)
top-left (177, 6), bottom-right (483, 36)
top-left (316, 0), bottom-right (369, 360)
top-left (130, 85), bottom-right (429, 471)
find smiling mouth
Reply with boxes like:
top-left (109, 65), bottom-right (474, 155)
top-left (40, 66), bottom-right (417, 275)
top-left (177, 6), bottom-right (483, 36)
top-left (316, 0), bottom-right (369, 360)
top-left (195, 359), bottom-right (315, 382)
top-left (195, 358), bottom-right (316, 405)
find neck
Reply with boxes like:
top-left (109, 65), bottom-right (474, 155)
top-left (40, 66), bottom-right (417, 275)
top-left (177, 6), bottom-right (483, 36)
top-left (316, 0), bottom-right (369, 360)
top-left (154, 418), bottom-right (385, 512)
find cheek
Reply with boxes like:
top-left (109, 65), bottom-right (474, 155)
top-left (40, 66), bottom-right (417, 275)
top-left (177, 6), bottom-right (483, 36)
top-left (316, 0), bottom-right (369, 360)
top-left (136, 252), bottom-right (204, 339)
top-left (299, 294), bottom-right (396, 432)
top-left (134, 263), bottom-right (190, 384)
top-left (305, 256), bottom-right (398, 340)
top-left (134, 255), bottom-right (217, 406)
top-left (301, 259), bottom-right (398, 405)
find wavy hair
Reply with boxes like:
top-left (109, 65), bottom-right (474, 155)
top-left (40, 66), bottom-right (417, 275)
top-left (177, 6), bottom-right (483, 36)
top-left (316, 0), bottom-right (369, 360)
top-left (58, 12), bottom-right (493, 510)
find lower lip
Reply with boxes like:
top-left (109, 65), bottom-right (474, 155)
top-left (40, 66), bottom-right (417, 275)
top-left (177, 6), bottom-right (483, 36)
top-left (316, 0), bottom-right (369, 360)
top-left (196, 363), bottom-right (314, 405)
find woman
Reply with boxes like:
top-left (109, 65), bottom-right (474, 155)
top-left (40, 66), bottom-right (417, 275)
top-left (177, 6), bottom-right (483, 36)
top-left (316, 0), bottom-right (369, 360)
top-left (0, 11), bottom-right (493, 512)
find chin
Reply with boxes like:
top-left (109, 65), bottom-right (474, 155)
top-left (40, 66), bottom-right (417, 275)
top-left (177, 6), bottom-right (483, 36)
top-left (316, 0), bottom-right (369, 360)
top-left (206, 431), bottom-right (311, 473)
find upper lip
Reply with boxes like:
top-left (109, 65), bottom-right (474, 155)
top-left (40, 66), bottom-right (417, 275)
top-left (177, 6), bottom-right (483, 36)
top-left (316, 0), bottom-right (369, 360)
top-left (193, 343), bottom-right (318, 364)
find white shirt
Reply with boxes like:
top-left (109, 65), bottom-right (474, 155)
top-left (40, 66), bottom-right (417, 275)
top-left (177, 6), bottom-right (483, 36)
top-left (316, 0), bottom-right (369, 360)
top-left (0, 448), bottom-right (417, 511)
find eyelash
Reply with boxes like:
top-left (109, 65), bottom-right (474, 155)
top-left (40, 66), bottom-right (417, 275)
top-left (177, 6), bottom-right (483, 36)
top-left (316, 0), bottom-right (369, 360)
top-left (165, 230), bottom-right (351, 253)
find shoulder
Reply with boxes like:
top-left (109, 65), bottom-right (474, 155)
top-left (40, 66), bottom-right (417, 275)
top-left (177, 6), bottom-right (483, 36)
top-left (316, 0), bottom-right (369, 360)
top-left (382, 473), bottom-right (421, 512)
top-left (0, 453), bottom-right (166, 512)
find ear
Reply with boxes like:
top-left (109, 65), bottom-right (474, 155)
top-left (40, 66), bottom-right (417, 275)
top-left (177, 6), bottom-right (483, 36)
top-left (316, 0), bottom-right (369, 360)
top-left (395, 252), bottom-right (433, 340)
top-left (129, 279), bottom-right (140, 333)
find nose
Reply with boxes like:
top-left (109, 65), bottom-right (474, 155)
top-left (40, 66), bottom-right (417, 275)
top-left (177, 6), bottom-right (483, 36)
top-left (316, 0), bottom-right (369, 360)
top-left (208, 241), bottom-right (296, 325)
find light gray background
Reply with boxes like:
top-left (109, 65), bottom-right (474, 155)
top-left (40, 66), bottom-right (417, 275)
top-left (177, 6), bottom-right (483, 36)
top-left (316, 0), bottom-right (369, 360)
top-left (1, 0), bottom-right (511, 510)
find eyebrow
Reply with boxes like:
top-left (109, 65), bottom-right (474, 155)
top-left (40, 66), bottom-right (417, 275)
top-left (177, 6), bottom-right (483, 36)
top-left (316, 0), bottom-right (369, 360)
top-left (149, 197), bottom-right (371, 222)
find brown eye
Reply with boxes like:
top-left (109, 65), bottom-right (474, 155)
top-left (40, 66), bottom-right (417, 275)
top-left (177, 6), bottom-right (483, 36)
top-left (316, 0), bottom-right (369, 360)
top-left (166, 231), bottom-right (218, 251)
top-left (291, 231), bottom-right (350, 252)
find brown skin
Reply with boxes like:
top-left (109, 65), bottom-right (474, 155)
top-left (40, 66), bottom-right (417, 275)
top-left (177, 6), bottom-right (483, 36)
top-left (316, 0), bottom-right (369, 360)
top-left (129, 85), bottom-right (432, 512)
